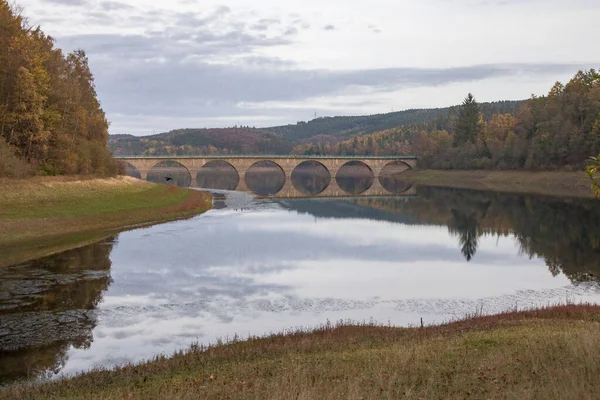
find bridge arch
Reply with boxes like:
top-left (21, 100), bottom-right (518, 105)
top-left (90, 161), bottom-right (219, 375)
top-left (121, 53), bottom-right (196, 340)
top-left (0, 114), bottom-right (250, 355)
top-left (197, 160), bottom-right (240, 190)
top-left (291, 160), bottom-right (332, 195)
top-left (118, 161), bottom-right (142, 179)
top-left (381, 160), bottom-right (413, 174)
top-left (335, 160), bottom-right (374, 195)
top-left (244, 160), bottom-right (286, 196)
top-left (148, 160), bottom-right (191, 187)
top-left (378, 160), bottom-right (413, 194)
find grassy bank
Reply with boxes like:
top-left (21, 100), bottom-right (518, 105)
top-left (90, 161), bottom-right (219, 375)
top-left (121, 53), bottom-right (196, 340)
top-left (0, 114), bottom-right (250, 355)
top-left (0, 176), bottom-right (212, 266)
top-left (2, 304), bottom-right (600, 399)
top-left (404, 170), bottom-right (593, 198)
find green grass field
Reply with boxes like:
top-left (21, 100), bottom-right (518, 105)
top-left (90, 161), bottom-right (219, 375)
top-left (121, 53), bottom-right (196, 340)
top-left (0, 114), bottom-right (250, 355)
top-left (0, 176), bottom-right (212, 266)
top-left (2, 305), bottom-right (600, 399)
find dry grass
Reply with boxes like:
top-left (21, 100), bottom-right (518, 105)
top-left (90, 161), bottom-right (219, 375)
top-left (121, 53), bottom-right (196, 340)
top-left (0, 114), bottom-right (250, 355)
top-left (3, 305), bottom-right (600, 399)
top-left (0, 176), bottom-right (212, 266)
top-left (404, 170), bottom-right (593, 198)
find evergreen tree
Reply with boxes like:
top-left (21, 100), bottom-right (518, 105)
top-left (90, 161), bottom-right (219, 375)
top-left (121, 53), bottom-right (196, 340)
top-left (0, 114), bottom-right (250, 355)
top-left (454, 93), bottom-right (482, 146)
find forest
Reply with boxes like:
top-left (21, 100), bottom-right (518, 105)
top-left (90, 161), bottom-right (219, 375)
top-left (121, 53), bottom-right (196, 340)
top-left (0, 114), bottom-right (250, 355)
top-left (0, 1), bottom-right (114, 178)
top-left (264, 100), bottom-right (523, 142)
top-left (109, 128), bottom-right (293, 156)
top-left (297, 69), bottom-right (600, 170)
top-left (109, 101), bottom-right (524, 157)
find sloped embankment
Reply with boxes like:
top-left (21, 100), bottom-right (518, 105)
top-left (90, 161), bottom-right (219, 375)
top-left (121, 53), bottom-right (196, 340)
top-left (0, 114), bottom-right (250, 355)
top-left (0, 176), bottom-right (212, 266)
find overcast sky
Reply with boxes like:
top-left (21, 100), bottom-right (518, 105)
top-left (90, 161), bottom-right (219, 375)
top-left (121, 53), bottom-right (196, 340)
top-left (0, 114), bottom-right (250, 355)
top-left (17, 0), bottom-right (600, 135)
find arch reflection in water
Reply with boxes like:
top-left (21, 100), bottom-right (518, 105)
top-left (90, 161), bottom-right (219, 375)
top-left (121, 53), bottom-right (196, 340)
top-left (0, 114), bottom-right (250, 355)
top-left (118, 161), bottom-right (142, 179)
top-left (335, 161), bottom-right (374, 195)
top-left (291, 161), bottom-right (331, 195)
top-left (245, 160), bottom-right (286, 196)
top-left (196, 160), bottom-right (239, 190)
top-left (147, 160), bottom-right (191, 187)
top-left (0, 238), bottom-right (115, 385)
top-left (378, 161), bottom-right (412, 194)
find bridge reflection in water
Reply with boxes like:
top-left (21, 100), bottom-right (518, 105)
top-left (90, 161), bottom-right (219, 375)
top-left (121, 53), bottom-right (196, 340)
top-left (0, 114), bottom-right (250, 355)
top-left (117, 155), bottom-right (417, 198)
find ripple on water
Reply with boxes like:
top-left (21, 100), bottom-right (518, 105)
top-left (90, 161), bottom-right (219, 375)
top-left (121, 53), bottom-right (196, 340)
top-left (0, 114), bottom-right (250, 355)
top-left (4, 187), bottom-right (600, 385)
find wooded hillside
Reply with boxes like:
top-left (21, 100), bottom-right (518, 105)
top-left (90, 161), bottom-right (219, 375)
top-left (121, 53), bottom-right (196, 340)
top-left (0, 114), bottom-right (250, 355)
top-left (0, 1), bottom-right (114, 178)
top-left (110, 128), bottom-right (292, 156)
top-left (110, 69), bottom-right (600, 173)
top-left (295, 69), bottom-right (600, 171)
top-left (267, 100), bottom-right (524, 142)
top-left (109, 101), bottom-right (525, 156)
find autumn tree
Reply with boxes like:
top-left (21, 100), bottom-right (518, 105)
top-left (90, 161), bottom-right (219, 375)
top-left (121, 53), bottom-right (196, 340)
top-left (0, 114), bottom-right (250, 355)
top-left (0, 0), bottom-right (115, 177)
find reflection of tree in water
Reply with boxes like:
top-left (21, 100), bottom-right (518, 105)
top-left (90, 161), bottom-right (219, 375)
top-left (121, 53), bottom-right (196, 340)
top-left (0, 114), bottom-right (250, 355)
top-left (448, 210), bottom-right (479, 261)
top-left (411, 187), bottom-right (600, 281)
top-left (348, 188), bottom-right (600, 281)
top-left (0, 238), bottom-right (115, 385)
top-left (378, 176), bottom-right (412, 194)
top-left (147, 160), bottom-right (191, 187)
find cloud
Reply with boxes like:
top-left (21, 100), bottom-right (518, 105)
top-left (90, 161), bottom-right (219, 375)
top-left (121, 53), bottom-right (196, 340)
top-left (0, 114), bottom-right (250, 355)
top-left (45, 0), bottom-right (88, 5)
top-left (59, 30), bottom-right (290, 61)
top-left (283, 27), bottom-right (299, 36)
top-left (56, 6), bottom-right (297, 64)
top-left (32, 0), bottom-right (598, 134)
top-left (85, 52), bottom-right (579, 123)
top-left (250, 17), bottom-right (281, 30)
top-left (99, 1), bottom-right (136, 11)
top-left (368, 24), bottom-right (381, 34)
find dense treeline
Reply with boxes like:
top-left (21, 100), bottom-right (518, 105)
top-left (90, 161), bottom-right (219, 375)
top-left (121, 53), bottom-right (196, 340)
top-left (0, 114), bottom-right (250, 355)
top-left (265, 100), bottom-right (523, 142)
top-left (418, 69), bottom-right (600, 169)
top-left (291, 127), bottom-right (413, 156)
top-left (296, 69), bottom-right (600, 170)
top-left (109, 101), bottom-right (524, 156)
top-left (109, 128), bottom-right (293, 156)
top-left (0, 1), bottom-right (114, 177)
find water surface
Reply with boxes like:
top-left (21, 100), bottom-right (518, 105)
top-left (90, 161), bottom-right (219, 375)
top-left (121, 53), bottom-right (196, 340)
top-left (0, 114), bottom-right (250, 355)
top-left (2, 185), bottom-right (600, 385)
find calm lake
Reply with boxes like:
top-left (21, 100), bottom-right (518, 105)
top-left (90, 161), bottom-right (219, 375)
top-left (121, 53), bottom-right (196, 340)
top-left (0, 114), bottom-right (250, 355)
top-left (2, 180), bottom-right (600, 385)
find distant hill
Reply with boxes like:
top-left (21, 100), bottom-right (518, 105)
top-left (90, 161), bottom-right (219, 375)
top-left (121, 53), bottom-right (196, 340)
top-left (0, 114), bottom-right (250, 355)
top-left (110, 100), bottom-right (525, 156)
top-left (109, 128), bottom-right (292, 156)
top-left (264, 100), bottom-right (525, 142)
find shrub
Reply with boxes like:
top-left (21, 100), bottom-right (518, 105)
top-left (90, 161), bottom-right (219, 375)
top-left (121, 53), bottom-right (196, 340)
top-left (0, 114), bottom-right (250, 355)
top-left (0, 138), bottom-right (34, 178)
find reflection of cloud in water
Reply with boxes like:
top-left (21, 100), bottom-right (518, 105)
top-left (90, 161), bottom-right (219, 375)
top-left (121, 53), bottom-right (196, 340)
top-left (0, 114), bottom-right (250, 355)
top-left (7, 188), bottom-right (600, 382)
top-left (105, 198), bottom-right (591, 312)
top-left (99, 282), bottom-right (600, 321)
top-left (60, 280), bottom-right (600, 376)
top-left (117, 207), bottom-right (517, 267)
top-left (61, 199), bottom-right (600, 377)
top-left (106, 214), bottom-right (529, 306)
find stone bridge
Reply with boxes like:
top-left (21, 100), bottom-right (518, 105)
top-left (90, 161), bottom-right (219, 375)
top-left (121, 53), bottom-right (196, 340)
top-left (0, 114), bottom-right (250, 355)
top-left (115, 155), bottom-right (418, 198)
